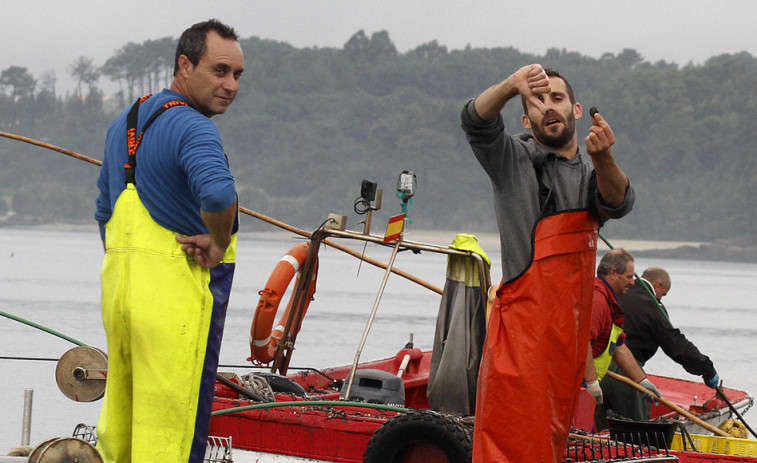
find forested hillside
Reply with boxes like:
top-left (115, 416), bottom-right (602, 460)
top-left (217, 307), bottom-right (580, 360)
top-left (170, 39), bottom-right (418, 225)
top-left (1, 30), bottom-right (755, 249)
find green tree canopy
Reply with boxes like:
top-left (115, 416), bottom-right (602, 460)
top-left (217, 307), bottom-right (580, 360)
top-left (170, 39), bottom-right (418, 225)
top-left (0, 66), bottom-right (36, 102)
top-left (1, 32), bottom-right (755, 256)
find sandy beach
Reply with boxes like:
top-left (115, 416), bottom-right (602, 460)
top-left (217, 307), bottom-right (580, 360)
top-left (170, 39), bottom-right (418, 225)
top-left (397, 231), bottom-right (753, 263)
top-left (246, 228), bottom-right (706, 253)
top-left (401, 230), bottom-right (707, 253)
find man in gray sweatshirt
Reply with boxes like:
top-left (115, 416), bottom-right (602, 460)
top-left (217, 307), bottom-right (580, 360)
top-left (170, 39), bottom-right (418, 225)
top-left (461, 64), bottom-right (635, 462)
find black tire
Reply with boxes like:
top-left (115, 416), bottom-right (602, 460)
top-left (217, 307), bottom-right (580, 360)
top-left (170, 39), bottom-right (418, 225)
top-left (254, 372), bottom-right (307, 396)
top-left (363, 410), bottom-right (472, 463)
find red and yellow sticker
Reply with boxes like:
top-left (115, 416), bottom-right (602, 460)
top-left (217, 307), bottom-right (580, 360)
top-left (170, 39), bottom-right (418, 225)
top-left (383, 214), bottom-right (405, 243)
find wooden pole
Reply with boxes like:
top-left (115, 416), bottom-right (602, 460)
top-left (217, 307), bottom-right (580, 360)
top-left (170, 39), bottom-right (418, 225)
top-left (240, 206), bottom-right (443, 295)
top-left (1, 130), bottom-right (444, 295)
top-left (0, 130), bottom-right (102, 166)
top-left (605, 370), bottom-right (730, 437)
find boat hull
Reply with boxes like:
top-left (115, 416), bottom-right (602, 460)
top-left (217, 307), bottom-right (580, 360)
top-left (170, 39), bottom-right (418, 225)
top-left (210, 349), bottom-right (755, 462)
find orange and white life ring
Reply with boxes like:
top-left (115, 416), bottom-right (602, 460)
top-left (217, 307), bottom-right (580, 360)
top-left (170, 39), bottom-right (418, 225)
top-left (249, 242), bottom-right (318, 365)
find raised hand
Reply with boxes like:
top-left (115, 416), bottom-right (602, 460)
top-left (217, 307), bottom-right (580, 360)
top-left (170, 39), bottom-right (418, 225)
top-left (517, 64), bottom-right (551, 114)
top-left (585, 110), bottom-right (616, 158)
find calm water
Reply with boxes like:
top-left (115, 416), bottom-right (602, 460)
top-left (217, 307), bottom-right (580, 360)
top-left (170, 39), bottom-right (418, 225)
top-left (1, 227), bottom-right (756, 452)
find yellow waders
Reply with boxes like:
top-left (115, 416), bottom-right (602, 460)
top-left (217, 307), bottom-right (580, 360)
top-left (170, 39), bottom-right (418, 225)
top-left (96, 184), bottom-right (236, 462)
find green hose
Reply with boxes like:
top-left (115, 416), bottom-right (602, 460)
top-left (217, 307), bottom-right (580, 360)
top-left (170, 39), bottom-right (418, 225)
top-left (0, 310), bottom-right (411, 418)
top-left (211, 400), bottom-right (409, 417)
top-left (0, 310), bottom-right (87, 346)
top-left (0, 310), bottom-right (407, 412)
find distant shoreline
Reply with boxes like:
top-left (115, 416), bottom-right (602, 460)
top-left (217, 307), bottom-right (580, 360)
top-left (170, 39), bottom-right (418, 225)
top-left (4, 223), bottom-right (755, 263)
top-left (406, 231), bottom-right (757, 263)
top-left (220, 229), bottom-right (757, 263)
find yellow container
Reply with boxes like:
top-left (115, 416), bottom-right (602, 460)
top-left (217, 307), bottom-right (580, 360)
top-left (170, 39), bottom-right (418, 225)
top-left (671, 433), bottom-right (757, 456)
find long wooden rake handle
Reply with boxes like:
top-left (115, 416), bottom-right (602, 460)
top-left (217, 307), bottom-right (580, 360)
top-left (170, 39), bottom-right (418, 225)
top-left (605, 370), bottom-right (730, 437)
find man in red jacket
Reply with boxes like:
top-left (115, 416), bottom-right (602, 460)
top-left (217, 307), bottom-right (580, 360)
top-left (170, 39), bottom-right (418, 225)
top-left (600, 266), bottom-right (719, 423)
top-left (584, 249), bottom-right (660, 430)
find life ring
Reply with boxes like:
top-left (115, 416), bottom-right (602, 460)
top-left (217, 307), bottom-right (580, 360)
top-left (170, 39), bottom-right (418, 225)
top-left (363, 410), bottom-right (473, 463)
top-left (249, 242), bottom-right (317, 365)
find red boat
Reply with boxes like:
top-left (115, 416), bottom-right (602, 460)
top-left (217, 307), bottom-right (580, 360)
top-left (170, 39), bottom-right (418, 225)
top-left (208, 219), bottom-right (756, 463)
top-left (211, 350), bottom-right (754, 462)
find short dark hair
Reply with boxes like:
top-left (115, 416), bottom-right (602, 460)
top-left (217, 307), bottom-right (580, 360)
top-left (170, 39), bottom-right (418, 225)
top-left (173, 19), bottom-right (239, 76)
top-left (520, 68), bottom-right (576, 113)
top-left (597, 249), bottom-right (634, 277)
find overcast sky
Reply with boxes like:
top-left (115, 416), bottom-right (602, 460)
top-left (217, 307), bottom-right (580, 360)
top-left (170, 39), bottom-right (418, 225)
top-left (3, 0), bottom-right (757, 93)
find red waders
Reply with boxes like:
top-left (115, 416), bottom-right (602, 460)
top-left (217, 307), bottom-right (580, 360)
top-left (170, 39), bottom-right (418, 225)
top-left (473, 210), bottom-right (598, 463)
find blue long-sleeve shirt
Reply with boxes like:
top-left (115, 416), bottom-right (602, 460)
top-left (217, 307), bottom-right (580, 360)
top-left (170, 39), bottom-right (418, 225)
top-left (95, 89), bottom-right (237, 240)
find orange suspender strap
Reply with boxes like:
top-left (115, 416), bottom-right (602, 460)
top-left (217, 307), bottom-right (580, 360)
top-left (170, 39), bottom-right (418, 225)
top-left (124, 94), bottom-right (188, 185)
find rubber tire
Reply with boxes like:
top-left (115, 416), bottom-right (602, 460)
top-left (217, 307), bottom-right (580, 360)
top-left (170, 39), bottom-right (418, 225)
top-left (363, 410), bottom-right (472, 463)
top-left (254, 372), bottom-right (307, 395)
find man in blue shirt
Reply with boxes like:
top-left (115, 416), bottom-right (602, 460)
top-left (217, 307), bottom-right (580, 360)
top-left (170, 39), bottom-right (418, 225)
top-left (94, 19), bottom-right (244, 463)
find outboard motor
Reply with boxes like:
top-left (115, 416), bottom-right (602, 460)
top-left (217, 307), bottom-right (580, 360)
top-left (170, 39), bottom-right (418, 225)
top-left (340, 369), bottom-right (405, 406)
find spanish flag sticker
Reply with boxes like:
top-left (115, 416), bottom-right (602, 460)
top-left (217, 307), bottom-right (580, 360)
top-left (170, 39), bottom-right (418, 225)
top-left (383, 214), bottom-right (406, 243)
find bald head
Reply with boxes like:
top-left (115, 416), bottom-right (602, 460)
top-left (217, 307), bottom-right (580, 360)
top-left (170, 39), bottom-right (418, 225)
top-left (641, 266), bottom-right (671, 299)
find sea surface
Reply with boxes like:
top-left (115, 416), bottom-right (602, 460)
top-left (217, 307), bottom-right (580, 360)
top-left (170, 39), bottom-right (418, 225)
top-left (1, 227), bottom-right (756, 452)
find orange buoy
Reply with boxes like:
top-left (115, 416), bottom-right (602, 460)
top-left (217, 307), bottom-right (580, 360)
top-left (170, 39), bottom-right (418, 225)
top-left (249, 242), bottom-right (317, 365)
